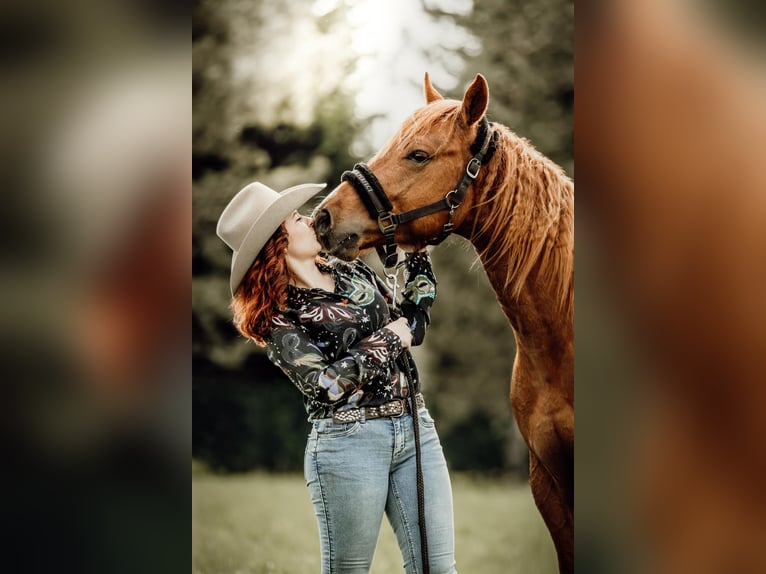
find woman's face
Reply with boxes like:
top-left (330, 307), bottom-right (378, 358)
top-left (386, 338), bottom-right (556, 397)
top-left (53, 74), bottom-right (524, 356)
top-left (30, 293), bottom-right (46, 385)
top-left (284, 210), bottom-right (322, 260)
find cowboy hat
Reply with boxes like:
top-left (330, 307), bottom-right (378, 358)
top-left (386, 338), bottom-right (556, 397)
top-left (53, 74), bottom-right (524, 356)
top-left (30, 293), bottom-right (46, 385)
top-left (217, 181), bottom-right (327, 294)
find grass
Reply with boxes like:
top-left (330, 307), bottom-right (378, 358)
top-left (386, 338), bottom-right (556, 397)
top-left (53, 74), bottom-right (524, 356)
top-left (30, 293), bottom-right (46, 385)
top-left (192, 466), bottom-right (557, 573)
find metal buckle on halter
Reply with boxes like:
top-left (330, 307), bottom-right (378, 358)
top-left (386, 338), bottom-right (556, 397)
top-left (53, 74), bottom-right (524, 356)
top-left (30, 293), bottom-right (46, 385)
top-left (466, 157), bottom-right (482, 179)
top-left (444, 189), bottom-right (461, 209)
top-left (378, 213), bottom-right (398, 235)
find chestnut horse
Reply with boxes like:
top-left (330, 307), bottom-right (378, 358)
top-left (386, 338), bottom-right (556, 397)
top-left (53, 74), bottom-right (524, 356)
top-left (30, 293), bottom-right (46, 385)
top-left (314, 73), bottom-right (574, 573)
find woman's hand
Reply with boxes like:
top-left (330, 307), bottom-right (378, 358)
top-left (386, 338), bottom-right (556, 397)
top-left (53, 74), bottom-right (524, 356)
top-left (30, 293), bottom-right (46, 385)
top-left (384, 317), bottom-right (413, 349)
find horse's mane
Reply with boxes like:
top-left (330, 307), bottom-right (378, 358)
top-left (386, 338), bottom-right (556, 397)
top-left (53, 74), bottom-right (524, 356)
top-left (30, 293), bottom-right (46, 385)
top-left (471, 123), bottom-right (574, 315)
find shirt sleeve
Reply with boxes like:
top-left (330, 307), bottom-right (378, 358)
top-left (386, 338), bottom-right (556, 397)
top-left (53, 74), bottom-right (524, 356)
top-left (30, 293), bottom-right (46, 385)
top-left (399, 251), bottom-right (437, 346)
top-left (266, 314), bottom-right (404, 406)
top-left (353, 253), bottom-right (437, 347)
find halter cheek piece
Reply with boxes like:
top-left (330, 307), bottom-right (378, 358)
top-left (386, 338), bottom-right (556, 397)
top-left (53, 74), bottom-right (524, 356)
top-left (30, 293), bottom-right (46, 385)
top-left (341, 116), bottom-right (498, 268)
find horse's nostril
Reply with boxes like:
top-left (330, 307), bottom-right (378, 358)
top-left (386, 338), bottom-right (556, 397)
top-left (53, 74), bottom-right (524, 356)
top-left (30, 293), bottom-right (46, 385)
top-left (314, 208), bottom-right (332, 236)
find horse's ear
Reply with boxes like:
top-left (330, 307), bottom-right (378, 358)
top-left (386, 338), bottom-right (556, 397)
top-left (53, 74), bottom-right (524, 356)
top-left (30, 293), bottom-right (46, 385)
top-left (423, 72), bottom-right (443, 103)
top-left (461, 74), bottom-right (489, 126)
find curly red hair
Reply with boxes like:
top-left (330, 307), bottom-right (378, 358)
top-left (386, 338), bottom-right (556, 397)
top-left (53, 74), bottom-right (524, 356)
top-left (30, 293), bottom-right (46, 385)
top-left (231, 224), bottom-right (292, 346)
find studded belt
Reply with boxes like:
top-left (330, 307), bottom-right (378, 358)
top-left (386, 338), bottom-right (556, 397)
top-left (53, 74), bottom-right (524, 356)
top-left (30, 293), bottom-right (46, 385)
top-left (331, 393), bottom-right (425, 424)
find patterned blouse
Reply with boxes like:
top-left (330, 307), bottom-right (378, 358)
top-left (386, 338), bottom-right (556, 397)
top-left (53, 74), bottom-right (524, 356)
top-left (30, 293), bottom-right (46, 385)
top-left (266, 252), bottom-right (437, 420)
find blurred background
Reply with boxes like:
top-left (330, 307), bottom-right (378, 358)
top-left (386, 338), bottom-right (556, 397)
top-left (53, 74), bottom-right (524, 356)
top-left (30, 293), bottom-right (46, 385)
top-left (577, 1), bottom-right (766, 573)
top-left (192, 0), bottom-right (571, 571)
top-left (0, 1), bottom-right (189, 573)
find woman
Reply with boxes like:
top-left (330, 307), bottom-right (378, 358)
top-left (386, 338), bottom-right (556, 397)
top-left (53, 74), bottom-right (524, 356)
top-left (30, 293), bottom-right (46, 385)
top-left (217, 181), bottom-right (457, 574)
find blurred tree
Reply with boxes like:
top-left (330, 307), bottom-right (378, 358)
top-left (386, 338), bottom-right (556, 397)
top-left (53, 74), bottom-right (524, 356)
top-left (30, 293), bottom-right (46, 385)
top-left (192, 0), bottom-right (368, 473)
top-left (421, 239), bottom-right (525, 470)
top-left (193, 354), bottom-right (308, 472)
top-left (192, 0), bottom-right (363, 369)
top-left (442, 409), bottom-right (510, 472)
top-left (431, 0), bottom-right (574, 174)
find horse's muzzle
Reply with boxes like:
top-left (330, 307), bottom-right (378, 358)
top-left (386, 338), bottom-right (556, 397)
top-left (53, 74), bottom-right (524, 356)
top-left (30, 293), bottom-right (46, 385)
top-left (313, 208), bottom-right (332, 238)
top-left (313, 207), bottom-right (358, 259)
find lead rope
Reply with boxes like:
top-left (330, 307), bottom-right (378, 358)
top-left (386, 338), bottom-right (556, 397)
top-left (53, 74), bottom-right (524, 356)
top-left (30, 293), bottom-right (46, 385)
top-left (385, 265), bottom-right (430, 574)
top-left (402, 351), bottom-right (429, 574)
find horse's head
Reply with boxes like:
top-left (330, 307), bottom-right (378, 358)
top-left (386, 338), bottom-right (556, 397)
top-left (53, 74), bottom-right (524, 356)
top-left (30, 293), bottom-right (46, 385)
top-left (314, 73), bottom-right (490, 260)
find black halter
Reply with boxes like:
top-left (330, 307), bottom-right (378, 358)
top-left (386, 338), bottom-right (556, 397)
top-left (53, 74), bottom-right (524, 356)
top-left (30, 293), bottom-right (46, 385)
top-left (341, 116), bottom-right (497, 268)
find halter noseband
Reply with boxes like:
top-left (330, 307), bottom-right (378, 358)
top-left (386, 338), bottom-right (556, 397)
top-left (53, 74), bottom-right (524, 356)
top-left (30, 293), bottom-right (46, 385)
top-left (341, 116), bottom-right (497, 268)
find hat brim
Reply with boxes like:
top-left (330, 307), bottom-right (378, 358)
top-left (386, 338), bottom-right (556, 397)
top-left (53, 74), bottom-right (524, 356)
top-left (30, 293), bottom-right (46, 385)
top-left (229, 182), bottom-right (326, 294)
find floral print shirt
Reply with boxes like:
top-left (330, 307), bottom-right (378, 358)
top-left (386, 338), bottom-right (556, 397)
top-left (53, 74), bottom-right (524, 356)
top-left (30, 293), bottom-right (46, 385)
top-left (266, 252), bottom-right (437, 420)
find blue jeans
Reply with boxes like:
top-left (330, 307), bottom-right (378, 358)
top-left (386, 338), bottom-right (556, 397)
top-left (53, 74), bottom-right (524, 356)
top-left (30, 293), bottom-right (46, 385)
top-left (304, 407), bottom-right (457, 574)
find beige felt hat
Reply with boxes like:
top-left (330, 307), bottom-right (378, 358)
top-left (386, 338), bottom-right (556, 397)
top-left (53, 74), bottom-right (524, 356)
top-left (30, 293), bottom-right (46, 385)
top-left (217, 181), bottom-right (327, 294)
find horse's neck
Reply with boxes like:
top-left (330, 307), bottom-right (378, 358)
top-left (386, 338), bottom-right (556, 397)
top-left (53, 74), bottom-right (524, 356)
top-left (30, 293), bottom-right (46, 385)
top-left (459, 132), bottom-right (574, 369)
top-left (478, 248), bottom-right (573, 364)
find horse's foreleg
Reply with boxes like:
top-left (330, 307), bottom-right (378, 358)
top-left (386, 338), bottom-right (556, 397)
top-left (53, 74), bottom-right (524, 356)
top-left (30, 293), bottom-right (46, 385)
top-left (521, 397), bottom-right (574, 574)
top-left (510, 358), bottom-right (574, 572)
top-left (523, 395), bottom-right (574, 511)
top-left (536, 402), bottom-right (574, 511)
top-left (529, 452), bottom-right (574, 574)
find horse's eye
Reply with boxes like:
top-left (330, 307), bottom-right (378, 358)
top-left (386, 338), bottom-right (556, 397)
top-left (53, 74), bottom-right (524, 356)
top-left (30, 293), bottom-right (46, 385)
top-left (406, 150), bottom-right (431, 164)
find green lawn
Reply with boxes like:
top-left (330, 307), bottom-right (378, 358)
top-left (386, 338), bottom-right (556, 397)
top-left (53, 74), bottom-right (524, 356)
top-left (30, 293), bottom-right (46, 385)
top-left (192, 467), bottom-right (556, 573)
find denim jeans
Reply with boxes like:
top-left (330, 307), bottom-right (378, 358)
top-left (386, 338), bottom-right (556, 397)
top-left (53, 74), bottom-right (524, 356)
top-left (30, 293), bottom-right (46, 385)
top-left (304, 407), bottom-right (457, 574)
